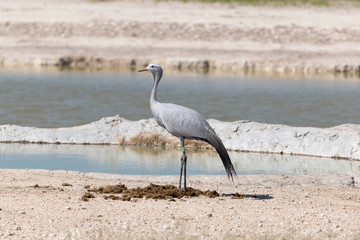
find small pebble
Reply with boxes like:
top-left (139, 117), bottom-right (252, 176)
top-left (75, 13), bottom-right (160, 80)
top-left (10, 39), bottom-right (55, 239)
top-left (19, 211), bottom-right (25, 215)
top-left (163, 225), bottom-right (170, 229)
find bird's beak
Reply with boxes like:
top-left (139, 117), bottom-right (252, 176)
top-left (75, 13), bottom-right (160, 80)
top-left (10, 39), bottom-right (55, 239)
top-left (137, 68), bottom-right (148, 72)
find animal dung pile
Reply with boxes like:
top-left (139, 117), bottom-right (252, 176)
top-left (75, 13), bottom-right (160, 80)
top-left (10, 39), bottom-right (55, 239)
top-left (82, 183), bottom-right (222, 201)
top-left (81, 192), bottom-right (95, 201)
top-left (62, 183), bottom-right (73, 187)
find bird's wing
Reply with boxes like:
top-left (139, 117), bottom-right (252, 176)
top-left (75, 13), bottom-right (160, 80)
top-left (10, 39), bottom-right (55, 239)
top-left (155, 103), bottom-right (237, 180)
top-left (158, 103), bottom-right (237, 180)
top-left (158, 103), bottom-right (214, 140)
top-left (154, 115), bottom-right (167, 130)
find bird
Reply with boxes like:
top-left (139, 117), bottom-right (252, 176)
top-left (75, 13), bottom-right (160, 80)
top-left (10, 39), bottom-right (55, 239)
top-left (138, 64), bottom-right (237, 192)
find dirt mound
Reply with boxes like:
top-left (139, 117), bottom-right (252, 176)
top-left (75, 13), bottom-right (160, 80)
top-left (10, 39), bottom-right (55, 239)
top-left (81, 192), bottom-right (95, 202)
top-left (90, 184), bottom-right (127, 194)
top-left (82, 183), bottom-right (224, 201)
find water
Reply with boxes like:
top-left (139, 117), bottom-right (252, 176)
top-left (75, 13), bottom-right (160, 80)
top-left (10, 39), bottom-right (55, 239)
top-left (1, 143), bottom-right (359, 175)
top-left (0, 68), bottom-right (359, 175)
top-left (0, 68), bottom-right (359, 128)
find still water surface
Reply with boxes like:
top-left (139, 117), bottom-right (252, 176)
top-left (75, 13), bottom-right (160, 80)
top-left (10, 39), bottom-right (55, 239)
top-left (0, 69), bottom-right (359, 128)
top-left (0, 69), bottom-right (359, 175)
top-left (1, 144), bottom-right (359, 175)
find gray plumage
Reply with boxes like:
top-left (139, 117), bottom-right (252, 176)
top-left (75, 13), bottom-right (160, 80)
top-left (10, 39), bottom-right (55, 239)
top-left (138, 64), bottom-right (237, 191)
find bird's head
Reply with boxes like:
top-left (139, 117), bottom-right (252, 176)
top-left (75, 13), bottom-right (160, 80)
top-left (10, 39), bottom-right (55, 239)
top-left (138, 64), bottom-right (163, 81)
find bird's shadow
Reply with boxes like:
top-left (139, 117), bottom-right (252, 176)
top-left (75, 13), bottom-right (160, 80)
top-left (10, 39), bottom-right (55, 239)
top-left (221, 193), bottom-right (273, 200)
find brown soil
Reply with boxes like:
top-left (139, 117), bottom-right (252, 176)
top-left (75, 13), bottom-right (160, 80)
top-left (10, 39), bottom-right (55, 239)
top-left (85, 183), bottom-right (222, 201)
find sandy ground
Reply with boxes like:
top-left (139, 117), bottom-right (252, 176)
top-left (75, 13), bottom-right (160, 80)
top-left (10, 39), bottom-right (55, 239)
top-left (1, 0), bottom-right (360, 75)
top-left (0, 169), bottom-right (359, 239)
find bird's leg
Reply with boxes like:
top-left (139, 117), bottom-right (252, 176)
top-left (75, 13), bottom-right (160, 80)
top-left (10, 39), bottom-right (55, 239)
top-left (179, 138), bottom-right (188, 192)
top-left (181, 151), bottom-right (187, 192)
top-left (179, 155), bottom-right (184, 189)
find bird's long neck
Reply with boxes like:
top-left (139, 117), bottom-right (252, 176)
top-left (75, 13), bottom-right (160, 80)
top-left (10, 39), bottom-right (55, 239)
top-left (150, 79), bottom-right (159, 104)
top-left (150, 71), bottom-right (162, 106)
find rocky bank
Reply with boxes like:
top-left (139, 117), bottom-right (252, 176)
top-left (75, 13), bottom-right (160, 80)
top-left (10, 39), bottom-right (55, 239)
top-left (1, 115), bottom-right (360, 161)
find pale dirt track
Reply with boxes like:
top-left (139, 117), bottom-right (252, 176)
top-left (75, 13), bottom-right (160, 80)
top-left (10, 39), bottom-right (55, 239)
top-left (0, 0), bottom-right (360, 75)
top-left (0, 169), bottom-right (360, 239)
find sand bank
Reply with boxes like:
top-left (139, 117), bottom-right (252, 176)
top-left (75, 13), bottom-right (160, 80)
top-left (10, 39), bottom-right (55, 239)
top-left (0, 169), bottom-right (359, 239)
top-left (1, 0), bottom-right (360, 75)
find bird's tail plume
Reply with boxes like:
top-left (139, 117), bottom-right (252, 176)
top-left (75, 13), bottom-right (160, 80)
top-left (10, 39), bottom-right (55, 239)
top-left (207, 134), bottom-right (237, 181)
